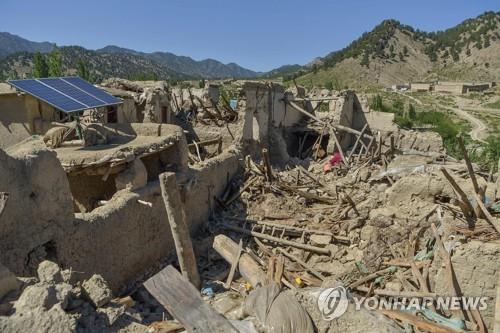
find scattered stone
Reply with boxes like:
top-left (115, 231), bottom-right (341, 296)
top-left (37, 260), bottom-right (63, 284)
top-left (82, 274), bottom-right (113, 308)
top-left (309, 234), bottom-right (332, 247)
top-left (14, 282), bottom-right (71, 311)
top-left (98, 303), bottom-right (126, 326)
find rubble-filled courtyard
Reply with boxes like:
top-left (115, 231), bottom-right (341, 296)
top-left (0, 78), bottom-right (499, 333)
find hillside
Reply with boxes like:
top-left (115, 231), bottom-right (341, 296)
top-left (97, 46), bottom-right (260, 78)
top-left (293, 11), bottom-right (500, 89)
top-left (0, 32), bottom-right (55, 59)
top-left (0, 46), bottom-right (189, 82)
top-left (0, 33), bottom-right (259, 81)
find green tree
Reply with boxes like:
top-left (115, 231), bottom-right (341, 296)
top-left (77, 60), bottom-right (90, 81)
top-left (48, 49), bottom-right (62, 77)
top-left (408, 103), bottom-right (416, 119)
top-left (32, 52), bottom-right (49, 78)
top-left (325, 81), bottom-right (334, 90)
top-left (198, 78), bottom-right (206, 88)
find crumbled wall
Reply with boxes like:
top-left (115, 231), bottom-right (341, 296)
top-left (0, 142), bottom-right (74, 276)
top-left (0, 94), bottom-right (31, 149)
top-left (0, 126), bottom-right (240, 291)
top-left (243, 82), bottom-right (292, 165)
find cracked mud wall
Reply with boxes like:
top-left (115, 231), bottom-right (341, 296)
top-left (1, 130), bottom-right (240, 292)
top-left (0, 141), bottom-right (74, 276)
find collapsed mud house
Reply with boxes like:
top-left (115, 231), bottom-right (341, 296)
top-left (0, 79), bottom-right (499, 333)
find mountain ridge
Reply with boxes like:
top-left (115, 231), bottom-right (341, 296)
top-left (0, 33), bottom-right (260, 80)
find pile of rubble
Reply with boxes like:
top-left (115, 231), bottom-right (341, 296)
top-left (0, 80), bottom-right (499, 333)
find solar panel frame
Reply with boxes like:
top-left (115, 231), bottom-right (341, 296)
top-left (8, 77), bottom-right (122, 113)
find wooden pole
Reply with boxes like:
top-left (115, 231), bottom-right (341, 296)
top-left (213, 234), bottom-right (266, 287)
top-left (347, 124), bottom-right (368, 161)
top-left (159, 172), bottom-right (201, 289)
top-left (261, 148), bottom-right (274, 181)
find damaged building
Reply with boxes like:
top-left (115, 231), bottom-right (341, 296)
top-left (0, 78), bottom-right (499, 333)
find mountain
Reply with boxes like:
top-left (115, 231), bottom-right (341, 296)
top-left (262, 64), bottom-right (302, 78)
top-left (0, 46), bottom-right (189, 82)
top-left (96, 46), bottom-right (261, 78)
top-left (0, 32), bottom-right (55, 59)
top-left (0, 34), bottom-right (260, 80)
top-left (290, 11), bottom-right (500, 89)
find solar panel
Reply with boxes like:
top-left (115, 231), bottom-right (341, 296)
top-left (9, 79), bottom-right (87, 113)
top-left (8, 77), bottom-right (122, 113)
top-left (62, 77), bottom-right (121, 105)
top-left (38, 78), bottom-right (106, 108)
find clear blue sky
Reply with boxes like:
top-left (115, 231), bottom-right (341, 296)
top-left (1, 0), bottom-right (499, 72)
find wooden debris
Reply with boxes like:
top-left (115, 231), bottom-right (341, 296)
top-left (224, 239), bottom-right (243, 289)
top-left (220, 222), bottom-right (331, 255)
top-left (213, 234), bottom-right (266, 287)
top-left (144, 265), bottom-right (238, 333)
top-left (159, 172), bottom-right (201, 289)
top-left (380, 309), bottom-right (465, 333)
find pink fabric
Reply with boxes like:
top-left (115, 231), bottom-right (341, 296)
top-left (330, 152), bottom-right (343, 166)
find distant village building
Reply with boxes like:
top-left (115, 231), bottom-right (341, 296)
top-left (434, 81), bottom-right (491, 95)
top-left (410, 82), bottom-right (433, 92)
top-left (391, 84), bottom-right (410, 92)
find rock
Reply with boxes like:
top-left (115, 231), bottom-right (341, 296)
top-left (309, 234), bottom-right (332, 247)
top-left (37, 260), bottom-right (63, 284)
top-left (212, 294), bottom-right (241, 315)
top-left (0, 303), bottom-right (77, 333)
top-left (115, 159), bottom-right (148, 191)
top-left (98, 303), bottom-right (125, 326)
top-left (0, 263), bottom-right (19, 300)
top-left (14, 282), bottom-right (71, 311)
top-left (82, 274), bottom-right (113, 308)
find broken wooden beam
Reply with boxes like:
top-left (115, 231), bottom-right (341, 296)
top-left (144, 265), bottom-right (238, 333)
top-left (261, 148), bottom-right (274, 181)
top-left (224, 239), bottom-right (243, 289)
top-left (440, 168), bottom-right (475, 223)
top-left (159, 172), bottom-right (201, 289)
top-left (220, 223), bottom-right (331, 255)
top-left (474, 192), bottom-right (500, 234)
top-left (277, 248), bottom-right (325, 281)
top-left (187, 137), bottom-right (222, 149)
top-left (213, 234), bottom-right (266, 287)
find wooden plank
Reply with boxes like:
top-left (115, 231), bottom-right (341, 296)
top-left (144, 265), bottom-right (238, 333)
top-left (159, 173), bottom-right (201, 289)
top-left (224, 239), bottom-right (243, 289)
